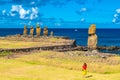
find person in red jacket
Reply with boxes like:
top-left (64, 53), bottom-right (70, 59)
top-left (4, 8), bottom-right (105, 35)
top-left (82, 63), bottom-right (87, 76)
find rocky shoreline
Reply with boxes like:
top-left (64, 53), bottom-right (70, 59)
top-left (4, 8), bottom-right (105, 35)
top-left (1, 35), bottom-right (120, 51)
top-left (0, 34), bottom-right (120, 57)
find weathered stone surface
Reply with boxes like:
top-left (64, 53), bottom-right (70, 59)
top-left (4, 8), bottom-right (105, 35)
top-left (30, 26), bottom-right (34, 36)
top-left (23, 25), bottom-right (28, 37)
top-left (0, 44), bottom-right (76, 53)
top-left (43, 27), bottom-right (48, 36)
top-left (88, 24), bottom-right (96, 34)
top-left (88, 24), bottom-right (98, 50)
top-left (88, 34), bottom-right (98, 50)
top-left (50, 31), bottom-right (54, 36)
top-left (36, 24), bottom-right (41, 37)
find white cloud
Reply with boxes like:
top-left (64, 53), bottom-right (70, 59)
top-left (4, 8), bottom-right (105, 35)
top-left (112, 18), bottom-right (116, 23)
top-left (19, 8), bottom-right (30, 19)
top-left (2, 9), bottom-right (6, 15)
top-left (113, 8), bottom-right (120, 23)
top-left (9, 5), bottom-right (39, 20)
top-left (114, 14), bottom-right (118, 18)
top-left (7, 13), bottom-right (9, 16)
top-left (32, 7), bottom-right (38, 14)
top-left (10, 13), bottom-right (16, 16)
top-left (26, 10), bottom-right (30, 14)
top-left (36, 22), bottom-right (43, 26)
top-left (81, 18), bottom-right (85, 22)
top-left (80, 8), bottom-right (87, 12)
top-left (30, 14), bottom-right (38, 20)
top-left (55, 23), bottom-right (61, 26)
top-left (116, 8), bottom-right (120, 13)
top-left (10, 5), bottom-right (23, 18)
top-left (30, 7), bottom-right (38, 20)
top-left (39, 22), bottom-right (43, 26)
top-left (30, 1), bottom-right (35, 5)
top-left (28, 21), bottom-right (31, 25)
top-left (11, 5), bottom-right (22, 12)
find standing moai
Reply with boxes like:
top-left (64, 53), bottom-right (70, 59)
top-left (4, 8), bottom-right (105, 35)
top-left (50, 31), bottom-right (54, 36)
top-left (36, 24), bottom-right (41, 37)
top-left (23, 25), bottom-right (28, 37)
top-left (87, 24), bottom-right (98, 50)
top-left (43, 26), bottom-right (48, 36)
top-left (30, 26), bottom-right (34, 37)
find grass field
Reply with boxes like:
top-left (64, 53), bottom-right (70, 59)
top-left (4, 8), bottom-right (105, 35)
top-left (0, 38), bottom-right (71, 49)
top-left (0, 51), bottom-right (120, 80)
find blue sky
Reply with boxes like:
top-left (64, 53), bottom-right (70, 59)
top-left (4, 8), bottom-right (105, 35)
top-left (0, 0), bottom-right (120, 28)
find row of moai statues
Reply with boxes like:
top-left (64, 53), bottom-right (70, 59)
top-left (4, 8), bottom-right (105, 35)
top-left (23, 24), bottom-right (54, 37)
top-left (87, 24), bottom-right (98, 51)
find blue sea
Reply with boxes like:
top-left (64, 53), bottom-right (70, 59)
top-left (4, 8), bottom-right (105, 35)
top-left (0, 28), bottom-right (120, 54)
top-left (0, 28), bottom-right (120, 47)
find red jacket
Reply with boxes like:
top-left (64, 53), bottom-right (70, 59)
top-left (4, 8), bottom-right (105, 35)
top-left (82, 65), bottom-right (87, 70)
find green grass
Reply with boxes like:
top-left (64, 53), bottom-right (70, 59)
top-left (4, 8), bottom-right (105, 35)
top-left (0, 38), bottom-right (69, 49)
top-left (0, 51), bottom-right (12, 57)
top-left (0, 40), bottom-right (44, 48)
top-left (0, 51), bottom-right (120, 80)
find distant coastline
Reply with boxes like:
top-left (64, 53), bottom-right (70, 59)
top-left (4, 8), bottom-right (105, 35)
top-left (0, 28), bottom-right (120, 54)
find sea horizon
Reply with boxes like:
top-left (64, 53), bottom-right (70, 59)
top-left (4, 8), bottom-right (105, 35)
top-left (0, 28), bottom-right (120, 45)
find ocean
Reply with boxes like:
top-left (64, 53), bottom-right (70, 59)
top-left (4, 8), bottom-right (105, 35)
top-left (0, 28), bottom-right (120, 46)
top-left (0, 28), bottom-right (120, 54)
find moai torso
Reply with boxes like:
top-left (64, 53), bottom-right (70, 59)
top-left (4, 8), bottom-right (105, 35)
top-left (30, 27), bottom-right (34, 36)
top-left (43, 27), bottom-right (48, 36)
top-left (36, 27), bottom-right (41, 37)
top-left (88, 34), bottom-right (97, 49)
top-left (23, 26), bottom-right (27, 36)
top-left (87, 24), bottom-right (98, 50)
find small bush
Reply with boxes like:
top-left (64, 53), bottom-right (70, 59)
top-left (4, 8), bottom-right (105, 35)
top-left (0, 51), bottom-right (12, 57)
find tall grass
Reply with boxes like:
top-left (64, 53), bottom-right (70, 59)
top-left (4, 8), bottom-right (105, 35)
top-left (0, 51), bottom-right (120, 80)
top-left (16, 51), bottom-right (120, 74)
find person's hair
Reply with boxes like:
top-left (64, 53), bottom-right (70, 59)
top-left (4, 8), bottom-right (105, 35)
top-left (83, 63), bottom-right (87, 66)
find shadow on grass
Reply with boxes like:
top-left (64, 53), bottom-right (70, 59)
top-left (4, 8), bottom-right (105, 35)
top-left (85, 75), bottom-right (93, 78)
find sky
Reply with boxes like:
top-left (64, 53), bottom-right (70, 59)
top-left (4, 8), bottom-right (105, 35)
top-left (0, 0), bottom-right (120, 28)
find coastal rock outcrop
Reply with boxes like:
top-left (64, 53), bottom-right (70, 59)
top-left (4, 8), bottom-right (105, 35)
top-left (87, 24), bottom-right (98, 50)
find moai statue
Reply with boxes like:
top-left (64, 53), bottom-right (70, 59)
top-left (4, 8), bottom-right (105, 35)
top-left (43, 26), bottom-right (48, 36)
top-left (30, 26), bottom-right (34, 37)
top-left (50, 31), bottom-right (54, 36)
top-left (23, 25), bottom-right (28, 37)
top-left (36, 24), bottom-right (41, 37)
top-left (87, 24), bottom-right (98, 50)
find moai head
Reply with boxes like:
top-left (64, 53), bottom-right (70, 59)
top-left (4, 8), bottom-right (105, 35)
top-left (43, 26), bottom-right (48, 36)
top-left (44, 26), bottom-right (47, 30)
top-left (24, 25), bottom-right (27, 29)
top-left (30, 26), bottom-right (34, 36)
top-left (88, 24), bottom-right (98, 50)
top-left (88, 24), bottom-right (96, 35)
top-left (36, 23), bottom-right (40, 28)
top-left (36, 24), bottom-right (41, 37)
top-left (23, 25), bottom-right (28, 37)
